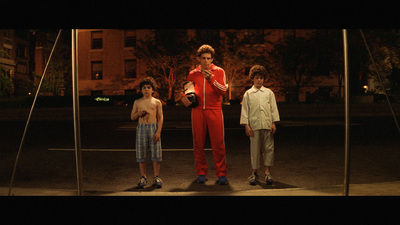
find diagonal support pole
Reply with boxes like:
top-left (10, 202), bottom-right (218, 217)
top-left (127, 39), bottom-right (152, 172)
top-left (359, 29), bottom-right (400, 136)
top-left (8, 29), bottom-right (63, 196)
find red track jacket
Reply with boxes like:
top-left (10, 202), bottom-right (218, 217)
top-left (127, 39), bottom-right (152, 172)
top-left (187, 64), bottom-right (227, 109)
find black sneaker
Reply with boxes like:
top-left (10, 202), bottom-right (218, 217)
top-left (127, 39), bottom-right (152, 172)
top-left (217, 176), bottom-right (229, 185)
top-left (248, 172), bottom-right (258, 185)
top-left (137, 176), bottom-right (147, 189)
top-left (195, 175), bottom-right (207, 183)
top-left (152, 176), bottom-right (163, 188)
top-left (265, 173), bottom-right (273, 185)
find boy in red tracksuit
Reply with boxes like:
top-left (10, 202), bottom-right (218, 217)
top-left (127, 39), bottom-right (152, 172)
top-left (181, 44), bottom-right (228, 185)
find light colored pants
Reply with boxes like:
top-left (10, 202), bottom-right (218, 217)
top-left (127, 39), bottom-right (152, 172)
top-left (249, 129), bottom-right (274, 169)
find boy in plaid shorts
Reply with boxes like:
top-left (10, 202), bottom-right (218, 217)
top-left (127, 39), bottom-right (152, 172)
top-left (131, 77), bottom-right (164, 188)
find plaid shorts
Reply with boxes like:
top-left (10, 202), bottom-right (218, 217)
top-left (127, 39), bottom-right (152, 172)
top-left (136, 123), bottom-right (162, 162)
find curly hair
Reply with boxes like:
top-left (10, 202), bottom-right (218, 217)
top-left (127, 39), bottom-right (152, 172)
top-left (249, 65), bottom-right (267, 80)
top-left (139, 76), bottom-right (158, 91)
top-left (197, 44), bottom-right (215, 58)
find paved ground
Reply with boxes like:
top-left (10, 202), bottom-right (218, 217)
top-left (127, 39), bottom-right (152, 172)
top-left (1, 114), bottom-right (400, 196)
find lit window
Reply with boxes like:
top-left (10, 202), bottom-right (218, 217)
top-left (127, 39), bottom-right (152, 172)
top-left (91, 61), bottom-right (103, 80)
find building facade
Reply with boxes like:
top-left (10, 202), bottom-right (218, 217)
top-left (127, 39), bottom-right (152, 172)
top-left (76, 29), bottom-right (341, 102)
top-left (1, 29), bottom-right (345, 103)
top-left (77, 29), bottom-right (151, 96)
top-left (0, 29), bottom-right (31, 96)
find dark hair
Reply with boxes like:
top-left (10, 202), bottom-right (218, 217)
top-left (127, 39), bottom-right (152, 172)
top-left (249, 65), bottom-right (267, 80)
top-left (139, 76), bottom-right (157, 90)
top-left (197, 44), bottom-right (215, 58)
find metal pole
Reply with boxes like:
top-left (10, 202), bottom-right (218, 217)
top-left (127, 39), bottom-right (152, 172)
top-left (343, 29), bottom-right (351, 196)
top-left (72, 29), bottom-right (84, 196)
top-left (8, 29), bottom-right (62, 196)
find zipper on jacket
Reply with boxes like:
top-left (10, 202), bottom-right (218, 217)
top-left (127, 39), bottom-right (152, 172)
top-left (203, 77), bottom-right (206, 109)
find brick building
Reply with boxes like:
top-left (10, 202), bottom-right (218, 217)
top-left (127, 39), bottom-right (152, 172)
top-left (2, 29), bottom-right (343, 103)
top-left (0, 29), bottom-right (31, 96)
top-left (76, 29), bottom-right (341, 102)
top-left (77, 29), bottom-right (151, 96)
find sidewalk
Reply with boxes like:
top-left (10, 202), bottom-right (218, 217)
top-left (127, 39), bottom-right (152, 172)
top-left (2, 181), bottom-right (400, 196)
top-left (1, 108), bottom-right (399, 197)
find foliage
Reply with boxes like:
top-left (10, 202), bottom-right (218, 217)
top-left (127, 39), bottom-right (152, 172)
top-left (135, 30), bottom-right (196, 102)
top-left (220, 30), bottom-right (269, 100)
top-left (309, 30), bottom-right (344, 97)
top-left (32, 30), bottom-right (71, 96)
top-left (0, 66), bottom-right (12, 97)
top-left (362, 30), bottom-right (400, 95)
top-left (266, 29), bottom-right (400, 101)
top-left (33, 71), bottom-right (64, 95)
top-left (268, 37), bottom-right (321, 102)
top-left (388, 67), bottom-right (400, 95)
top-left (13, 76), bottom-right (33, 96)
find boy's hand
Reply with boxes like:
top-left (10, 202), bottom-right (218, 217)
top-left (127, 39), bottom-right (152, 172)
top-left (153, 132), bottom-right (161, 143)
top-left (139, 110), bottom-right (148, 117)
top-left (271, 123), bottom-right (277, 134)
top-left (181, 95), bottom-right (192, 107)
top-left (245, 125), bottom-right (254, 137)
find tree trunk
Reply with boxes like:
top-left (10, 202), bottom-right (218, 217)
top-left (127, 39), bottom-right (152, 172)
top-left (228, 81), bottom-right (232, 100)
top-left (168, 85), bottom-right (173, 100)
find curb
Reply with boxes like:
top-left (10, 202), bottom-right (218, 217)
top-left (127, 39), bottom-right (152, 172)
top-left (2, 181), bottom-right (400, 196)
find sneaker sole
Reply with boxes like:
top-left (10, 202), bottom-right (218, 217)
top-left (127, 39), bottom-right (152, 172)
top-left (217, 180), bottom-right (229, 185)
top-left (195, 178), bottom-right (207, 183)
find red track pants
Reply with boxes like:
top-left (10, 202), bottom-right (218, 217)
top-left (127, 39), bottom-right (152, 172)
top-left (191, 108), bottom-right (227, 177)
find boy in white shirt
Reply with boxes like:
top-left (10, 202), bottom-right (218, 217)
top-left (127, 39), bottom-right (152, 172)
top-left (240, 65), bottom-right (280, 185)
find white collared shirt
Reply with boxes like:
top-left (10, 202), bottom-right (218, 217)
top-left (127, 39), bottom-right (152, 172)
top-left (240, 85), bottom-right (280, 130)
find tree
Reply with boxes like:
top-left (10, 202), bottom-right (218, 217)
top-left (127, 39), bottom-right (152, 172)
top-left (309, 30), bottom-right (345, 97)
top-left (135, 29), bottom-right (196, 103)
top-left (0, 66), bottom-right (12, 97)
top-left (297, 29), bottom-right (400, 101)
top-left (268, 37), bottom-right (318, 102)
top-left (360, 30), bottom-right (400, 99)
top-left (313, 29), bottom-right (400, 99)
top-left (220, 30), bottom-right (269, 101)
top-left (31, 30), bottom-right (71, 96)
